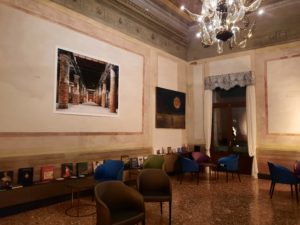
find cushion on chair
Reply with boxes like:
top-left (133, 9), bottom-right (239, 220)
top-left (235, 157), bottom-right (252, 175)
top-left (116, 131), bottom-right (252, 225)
top-left (192, 152), bottom-right (210, 164)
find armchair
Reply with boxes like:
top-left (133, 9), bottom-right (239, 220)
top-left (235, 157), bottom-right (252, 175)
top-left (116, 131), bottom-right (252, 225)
top-left (268, 161), bottom-right (299, 202)
top-left (95, 181), bottom-right (145, 225)
top-left (179, 156), bottom-right (200, 184)
top-left (94, 160), bottom-right (124, 182)
top-left (137, 169), bottom-right (172, 225)
top-left (143, 155), bottom-right (164, 169)
top-left (217, 154), bottom-right (241, 182)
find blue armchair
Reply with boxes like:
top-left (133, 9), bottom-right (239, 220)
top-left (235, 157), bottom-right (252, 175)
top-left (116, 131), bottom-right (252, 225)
top-left (267, 161), bottom-right (299, 202)
top-left (179, 156), bottom-right (200, 184)
top-left (94, 160), bottom-right (124, 182)
top-left (217, 154), bottom-right (241, 182)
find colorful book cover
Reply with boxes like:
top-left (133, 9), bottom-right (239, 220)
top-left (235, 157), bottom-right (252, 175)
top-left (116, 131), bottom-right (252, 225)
top-left (130, 157), bottom-right (139, 168)
top-left (18, 167), bottom-right (34, 186)
top-left (61, 163), bottom-right (73, 178)
top-left (40, 166), bottom-right (55, 181)
top-left (138, 156), bottom-right (144, 167)
top-left (92, 161), bottom-right (103, 173)
top-left (0, 170), bottom-right (13, 189)
top-left (121, 155), bottom-right (130, 169)
top-left (76, 162), bottom-right (88, 177)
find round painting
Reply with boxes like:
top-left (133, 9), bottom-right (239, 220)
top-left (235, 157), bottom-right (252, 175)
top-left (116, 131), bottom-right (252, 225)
top-left (173, 97), bottom-right (181, 109)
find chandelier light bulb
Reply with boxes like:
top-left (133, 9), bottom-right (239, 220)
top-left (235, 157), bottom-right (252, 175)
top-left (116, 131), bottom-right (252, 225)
top-left (228, 0), bottom-right (234, 5)
top-left (258, 9), bottom-right (264, 15)
top-left (180, 5), bottom-right (185, 11)
top-left (197, 16), bottom-right (202, 22)
top-left (196, 32), bottom-right (201, 38)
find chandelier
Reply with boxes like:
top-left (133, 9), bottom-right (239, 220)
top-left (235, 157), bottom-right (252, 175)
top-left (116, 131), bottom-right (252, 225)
top-left (180, 0), bottom-right (263, 53)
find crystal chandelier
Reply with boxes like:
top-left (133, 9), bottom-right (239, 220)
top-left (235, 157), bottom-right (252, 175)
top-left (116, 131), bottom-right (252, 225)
top-left (181, 0), bottom-right (263, 53)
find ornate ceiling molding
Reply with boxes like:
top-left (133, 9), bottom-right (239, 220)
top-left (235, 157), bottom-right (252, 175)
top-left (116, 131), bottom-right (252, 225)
top-left (50, 0), bottom-right (300, 61)
top-left (51, 0), bottom-right (188, 59)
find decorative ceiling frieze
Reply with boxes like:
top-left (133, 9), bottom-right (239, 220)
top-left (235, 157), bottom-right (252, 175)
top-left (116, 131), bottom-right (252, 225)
top-left (50, 0), bottom-right (188, 59)
top-left (50, 0), bottom-right (300, 61)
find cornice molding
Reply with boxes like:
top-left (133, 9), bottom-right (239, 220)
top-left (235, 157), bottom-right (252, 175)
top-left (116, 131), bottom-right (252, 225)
top-left (50, 0), bottom-right (187, 59)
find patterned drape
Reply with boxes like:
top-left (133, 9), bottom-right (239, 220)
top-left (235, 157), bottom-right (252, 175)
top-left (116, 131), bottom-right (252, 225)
top-left (204, 71), bottom-right (254, 90)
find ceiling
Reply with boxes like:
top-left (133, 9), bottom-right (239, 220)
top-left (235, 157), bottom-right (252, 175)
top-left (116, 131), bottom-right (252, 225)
top-left (52, 0), bottom-right (300, 60)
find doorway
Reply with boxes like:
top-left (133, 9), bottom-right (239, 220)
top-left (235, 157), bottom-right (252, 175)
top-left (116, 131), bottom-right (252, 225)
top-left (211, 86), bottom-right (253, 174)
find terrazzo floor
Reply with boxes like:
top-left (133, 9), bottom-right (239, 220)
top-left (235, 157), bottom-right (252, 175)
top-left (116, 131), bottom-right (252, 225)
top-left (1, 173), bottom-right (300, 225)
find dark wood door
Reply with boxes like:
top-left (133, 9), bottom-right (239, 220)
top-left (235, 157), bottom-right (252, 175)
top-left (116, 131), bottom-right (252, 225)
top-left (210, 87), bottom-right (252, 175)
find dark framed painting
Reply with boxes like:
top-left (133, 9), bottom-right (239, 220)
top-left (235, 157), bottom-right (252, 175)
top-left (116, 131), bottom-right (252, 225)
top-left (55, 47), bottom-right (119, 117)
top-left (156, 87), bottom-right (185, 129)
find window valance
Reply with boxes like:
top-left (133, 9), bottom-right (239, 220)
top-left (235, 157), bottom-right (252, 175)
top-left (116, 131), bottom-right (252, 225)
top-left (204, 71), bottom-right (254, 90)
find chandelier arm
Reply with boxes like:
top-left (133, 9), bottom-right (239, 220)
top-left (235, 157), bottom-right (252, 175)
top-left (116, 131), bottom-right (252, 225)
top-left (180, 0), bottom-right (262, 53)
top-left (245, 0), bottom-right (262, 12)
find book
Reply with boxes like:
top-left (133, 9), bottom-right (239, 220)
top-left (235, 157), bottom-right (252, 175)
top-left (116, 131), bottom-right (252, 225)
top-left (76, 162), bottom-right (88, 177)
top-left (167, 146), bottom-right (172, 154)
top-left (138, 156), bottom-right (144, 167)
top-left (61, 163), bottom-right (73, 178)
top-left (18, 167), bottom-right (34, 186)
top-left (0, 170), bottom-right (13, 189)
top-left (130, 157), bottom-right (139, 169)
top-left (40, 166), bottom-right (54, 181)
top-left (92, 161), bottom-right (104, 173)
top-left (11, 184), bottom-right (23, 189)
top-left (121, 155), bottom-right (130, 169)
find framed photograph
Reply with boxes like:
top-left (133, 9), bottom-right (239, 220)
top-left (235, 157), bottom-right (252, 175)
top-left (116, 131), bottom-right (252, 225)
top-left (55, 47), bottom-right (119, 117)
top-left (18, 167), bottom-right (34, 186)
top-left (76, 162), bottom-right (89, 177)
top-left (156, 87), bottom-right (185, 129)
top-left (61, 163), bottom-right (73, 178)
top-left (0, 170), bottom-right (13, 189)
top-left (40, 166), bottom-right (55, 181)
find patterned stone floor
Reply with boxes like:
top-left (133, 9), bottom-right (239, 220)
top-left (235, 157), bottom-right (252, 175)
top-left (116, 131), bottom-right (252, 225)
top-left (1, 174), bottom-right (300, 225)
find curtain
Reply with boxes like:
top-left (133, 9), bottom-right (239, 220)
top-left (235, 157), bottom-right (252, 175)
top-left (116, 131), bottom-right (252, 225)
top-left (204, 89), bottom-right (212, 156)
top-left (246, 85), bottom-right (258, 177)
top-left (204, 71), bottom-right (257, 177)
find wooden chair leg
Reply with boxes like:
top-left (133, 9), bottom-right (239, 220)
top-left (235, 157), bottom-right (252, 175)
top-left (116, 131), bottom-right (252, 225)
top-left (197, 172), bottom-right (200, 185)
top-left (270, 183), bottom-right (275, 199)
top-left (169, 201), bottom-right (172, 225)
top-left (160, 202), bottom-right (163, 215)
top-left (237, 171), bottom-right (241, 182)
top-left (295, 184), bottom-right (299, 204)
top-left (291, 184), bottom-right (294, 198)
top-left (269, 182), bottom-right (273, 195)
top-left (226, 171), bottom-right (228, 182)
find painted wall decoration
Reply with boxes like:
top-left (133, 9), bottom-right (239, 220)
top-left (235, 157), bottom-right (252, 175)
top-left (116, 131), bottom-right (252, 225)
top-left (156, 87), bottom-right (185, 129)
top-left (55, 48), bottom-right (119, 116)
